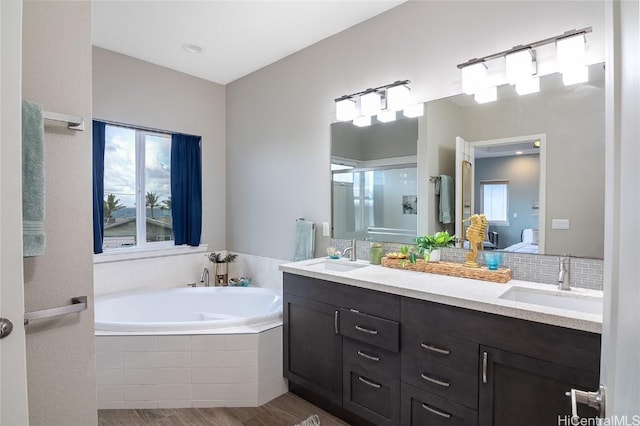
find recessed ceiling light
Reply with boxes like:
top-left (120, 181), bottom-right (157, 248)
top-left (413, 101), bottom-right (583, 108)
top-left (516, 151), bottom-right (524, 155)
top-left (182, 43), bottom-right (203, 54)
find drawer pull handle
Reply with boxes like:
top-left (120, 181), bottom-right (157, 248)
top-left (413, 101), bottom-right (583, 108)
top-left (357, 350), bottom-right (380, 362)
top-left (358, 376), bottom-right (381, 389)
top-left (421, 343), bottom-right (450, 355)
top-left (355, 325), bottom-right (378, 335)
top-left (421, 373), bottom-right (451, 388)
top-left (422, 402), bottom-right (452, 419)
top-left (334, 310), bottom-right (339, 334)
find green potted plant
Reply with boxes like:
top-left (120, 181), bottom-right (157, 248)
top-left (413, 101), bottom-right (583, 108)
top-left (413, 231), bottom-right (456, 262)
top-left (207, 251), bottom-right (238, 286)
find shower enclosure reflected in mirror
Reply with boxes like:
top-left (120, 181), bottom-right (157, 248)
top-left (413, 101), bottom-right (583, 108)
top-left (331, 113), bottom-right (418, 244)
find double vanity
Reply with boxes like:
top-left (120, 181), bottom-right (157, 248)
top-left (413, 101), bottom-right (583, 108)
top-left (280, 258), bottom-right (603, 425)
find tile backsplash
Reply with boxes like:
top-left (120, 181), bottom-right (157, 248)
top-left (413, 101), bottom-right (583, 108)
top-left (330, 239), bottom-right (603, 291)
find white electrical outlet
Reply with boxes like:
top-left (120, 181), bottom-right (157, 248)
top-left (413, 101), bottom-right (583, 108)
top-left (322, 222), bottom-right (330, 237)
top-left (552, 219), bottom-right (570, 230)
top-left (513, 212), bottom-right (518, 218)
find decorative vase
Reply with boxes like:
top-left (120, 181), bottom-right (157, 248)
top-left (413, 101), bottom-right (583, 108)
top-left (428, 249), bottom-right (441, 262)
top-left (214, 262), bottom-right (228, 286)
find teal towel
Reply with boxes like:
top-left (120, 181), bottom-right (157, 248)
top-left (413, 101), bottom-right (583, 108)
top-left (22, 100), bottom-right (46, 257)
top-left (293, 220), bottom-right (315, 261)
top-left (435, 175), bottom-right (454, 224)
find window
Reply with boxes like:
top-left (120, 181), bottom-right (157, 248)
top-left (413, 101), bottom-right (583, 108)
top-left (102, 124), bottom-right (173, 250)
top-left (481, 180), bottom-right (509, 225)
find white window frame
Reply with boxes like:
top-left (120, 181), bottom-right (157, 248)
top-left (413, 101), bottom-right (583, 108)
top-left (103, 125), bottom-right (174, 252)
top-left (480, 180), bottom-right (510, 226)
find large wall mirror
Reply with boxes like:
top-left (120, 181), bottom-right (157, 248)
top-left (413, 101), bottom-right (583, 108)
top-left (331, 63), bottom-right (604, 258)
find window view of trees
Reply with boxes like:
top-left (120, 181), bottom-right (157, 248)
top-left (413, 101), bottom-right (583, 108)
top-left (102, 125), bottom-right (173, 249)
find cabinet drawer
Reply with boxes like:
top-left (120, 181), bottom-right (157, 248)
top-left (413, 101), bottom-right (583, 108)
top-left (402, 330), bottom-right (479, 376)
top-left (402, 354), bottom-right (478, 409)
top-left (401, 382), bottom-right (477, 426)
top-left (344, 338), bottom-right (400, 379)
top-left (284, 273), bottom-right (401, 320)
top-left (344, 365), bottom-right (400, 425)
top-left (339, 309), bottom-right (400, 352)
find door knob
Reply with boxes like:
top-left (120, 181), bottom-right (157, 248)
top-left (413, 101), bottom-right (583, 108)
top-left (0, 318), bottom-right (13, 338)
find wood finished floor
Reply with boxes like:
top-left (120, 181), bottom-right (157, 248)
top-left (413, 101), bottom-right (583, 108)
top-left (97, 393), bottom-right (350, 426)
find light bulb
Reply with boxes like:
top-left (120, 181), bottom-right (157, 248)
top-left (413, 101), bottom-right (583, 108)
top-left (360, 91), bottom-right (382, 116)
top-left (515, 77), bottom-right (540, 95)
top-left (506, 49), bottom-right (534, 84)
top-left (474, 86), bottom-right (497, 104)
top-left (461, 62), bottom-right (487, 95)
top-left (353, 116), bottom-right (371, 127)
top-left (335, 98), bottom-right (357, 122)
top-left (386, 84), bottom-right (410, 111)
top-left (377, 110), bottom-right (397, 123)
top-left (403, 103), bottom-right (424, 118)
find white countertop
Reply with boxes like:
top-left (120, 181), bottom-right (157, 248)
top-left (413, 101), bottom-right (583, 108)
top-left (279, 258), bottom-right (603, 334)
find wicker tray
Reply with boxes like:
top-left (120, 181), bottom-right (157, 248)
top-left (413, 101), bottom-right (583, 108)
top-left (381, 257), bottom-right (511, 283)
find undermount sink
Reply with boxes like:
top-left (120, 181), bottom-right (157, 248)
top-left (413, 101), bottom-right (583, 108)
top-left (306, 259), bottom-right (369, 273)
top-left (499, 286), bottom-right (603, 315)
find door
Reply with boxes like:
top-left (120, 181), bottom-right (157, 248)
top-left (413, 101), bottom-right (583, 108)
top-left (455, 137), bottom-right (474, 242)
top-left (0, 0), bottom-right (30, 424)
top-left (479, 346), bottom-right (599, 425)
top-left (598, 0), bottom-right (640, 418)
top-left (283, 294), bottom-right (343, 405)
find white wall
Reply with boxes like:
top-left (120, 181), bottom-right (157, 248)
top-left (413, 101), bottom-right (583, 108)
top-left (22, 1), bottom-right (97, 424)
top-left (226, 1), bottom-right (605, 260)
top-left (92, 47), bottom-right (226, 249)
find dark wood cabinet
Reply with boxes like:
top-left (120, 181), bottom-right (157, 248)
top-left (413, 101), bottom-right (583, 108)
top-left (283, 272), bottom-right (601, 426)
top-left (479, 346), bottom-right (599, 426)
top-left (283, 293), bottom-right (343, 405)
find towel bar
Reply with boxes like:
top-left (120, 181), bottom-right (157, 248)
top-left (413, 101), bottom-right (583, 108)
top-left (24, 296), bottom-right (87, 325)
top-left (43, 111), bottom-right (84, 131)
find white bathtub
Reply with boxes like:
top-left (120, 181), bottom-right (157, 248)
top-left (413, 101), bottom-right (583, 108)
top-left (95, 287), bottom-right (282, 332)
top-left (94, 286), bottom-right (287, 409)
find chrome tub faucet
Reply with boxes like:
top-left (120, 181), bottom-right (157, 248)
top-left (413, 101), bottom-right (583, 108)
top-left (201, 267), bottom-right (210, 287)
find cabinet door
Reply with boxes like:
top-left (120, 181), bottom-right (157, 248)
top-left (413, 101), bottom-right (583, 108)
top-left (479, 346), bottom-right (599, 426)
top-left (283, 293), bottom-right (342, 405)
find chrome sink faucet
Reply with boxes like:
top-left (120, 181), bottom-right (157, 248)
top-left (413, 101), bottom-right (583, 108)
top-left (558, 254), bottom-right (571, 291)
top-left (201, 267), bottom-right (210, 287)
top-left (342, 239), bottom-right (357, 261)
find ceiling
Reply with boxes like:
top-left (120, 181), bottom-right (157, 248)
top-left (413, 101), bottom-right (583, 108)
top-left (92, 1), bottom-right (405, 85)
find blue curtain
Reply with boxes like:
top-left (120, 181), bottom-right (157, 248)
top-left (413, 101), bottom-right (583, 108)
top-left (92, 121), bottom-right (106, 254)
top-left (171, 134), bottom-right (202, 246)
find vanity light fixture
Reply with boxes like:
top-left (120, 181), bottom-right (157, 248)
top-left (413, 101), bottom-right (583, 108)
top-left (335, 80), bottom-right (417, 126)
top-left (457, 27), bottom-right (592, 102)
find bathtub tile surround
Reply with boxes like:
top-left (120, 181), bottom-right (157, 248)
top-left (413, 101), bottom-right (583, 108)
top-left (95, 327), bottom-right (287, 409)
top-left (330, 239), bottom-right (604, 290)
top-left (94, 250), bottom-right (286, 296)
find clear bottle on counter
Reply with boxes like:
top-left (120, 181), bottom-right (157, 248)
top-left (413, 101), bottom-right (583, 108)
top-left (370, 243), bottom-right (384, 265)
